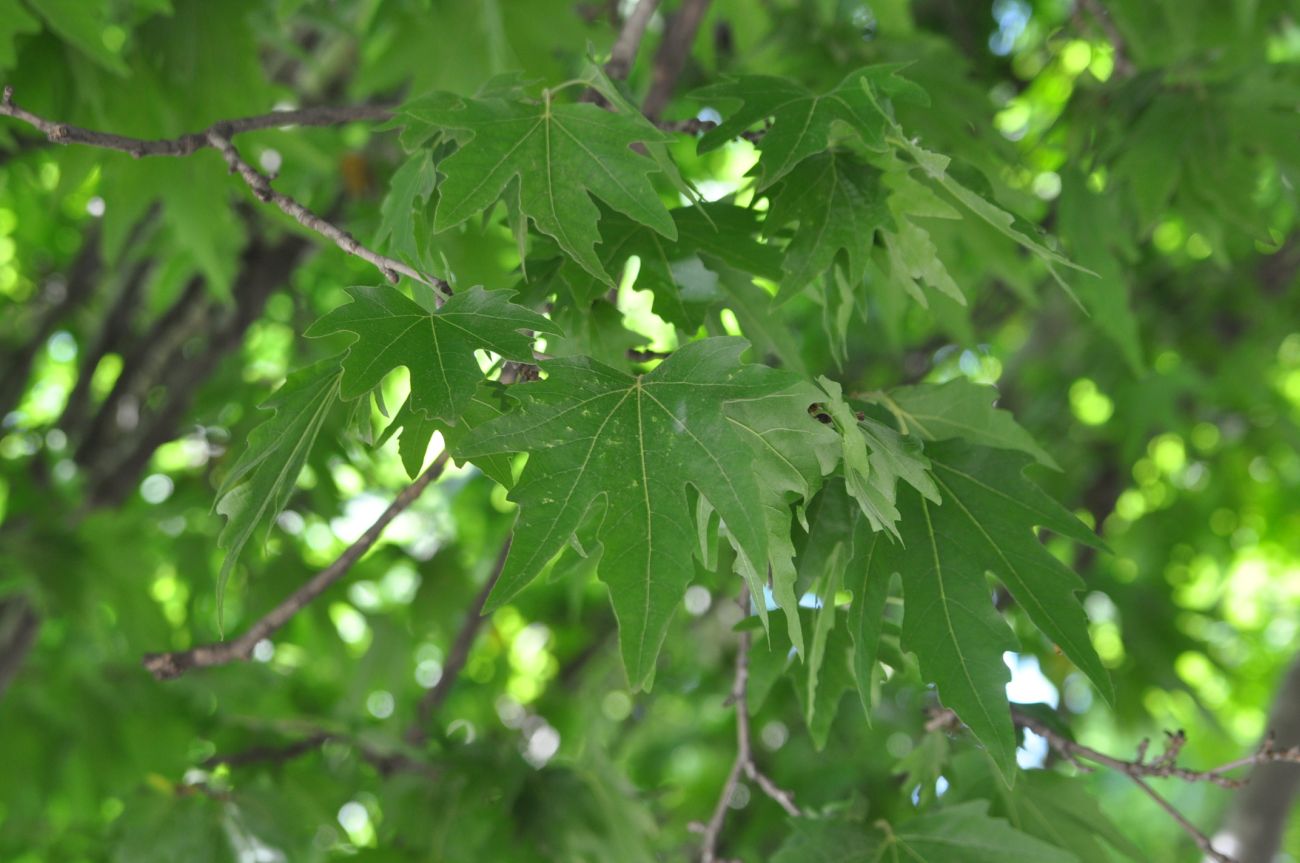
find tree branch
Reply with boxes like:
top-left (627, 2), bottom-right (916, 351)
top-left (0, 597), bottom-right (40, 701)
top-left (695, 594), bottom-right (803, 863)
top-left (142, 450), bottom-right (451, 681)
top-left (205, 129), bottom-right (448, 296)
top-left (642, 0), bottom-right (713, 120)
top-left (606, 0), bottom-right (662, 80)
top-left (405, 538), bottom-right (511, 746)
top-left (1011, 708), bottom-right (1300, 863)
top-left (0, 86), bottom-right (448, 297)
top-left (0, 85), bottom-right (389, 157)
top-left (204, 728), bottom-right (438, 779)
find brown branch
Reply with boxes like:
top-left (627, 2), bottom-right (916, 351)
top-left (405, 538), bottom-right (511, 746)
top-left (0, 85), bottom-right (390, 158)
top-left (0, 597), bottom-right (41, 700)
top-left (205, 129), bottom-right (448, 297)
top-left (142, 450), bottom-right (452, 681)
top-left (1012, 708), bottom-right (1300, 863)
top-left (0, 86), bottom-right (448, 296)
top-left (606, 0), bottom-right (662, 79)
top-left (204, 733), bottom-right (331, 769)
top-left (642, 0), bottom-right (713, 120)
top-left (204, 728), bottom-right (437, 778)
top-left (695, 594), bottom-right (803, 863)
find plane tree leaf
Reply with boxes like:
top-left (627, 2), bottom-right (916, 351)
top-left (856, 440), bottom-right (1109, 780)
top-left (871, 378), bottom-right (1059, 469)
top-left (692, 65), bottom-right (929, 189)
top-left (306, 285), bottom-right (560, 424)
top-left (214, 359), bottom-right (343, 620)
top-left (724, 378), bottom-right (841, 655)
top-left (948, 753), bottom-right (1144, 863)
top-left (817, 377), bottom-right (939, 538)
top-left (772, 801), bottom-right (1078, 863)
top-left (766, 151), bottom-right (893, 298)
top-left (456, 338), bottom-right (821, 688)
top-left (542, 204), bottom-right (782, 331)
top-left (404, 89), bottom-right (678, 283)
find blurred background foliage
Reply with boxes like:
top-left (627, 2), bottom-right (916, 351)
top-left (1, 0), bottom-right (1299, 861)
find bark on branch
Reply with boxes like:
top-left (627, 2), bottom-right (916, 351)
top-left (1008, 708), bottom-right (1300, 863)
top-left (0, 86), bottom-right (449, 296)
top-left (0, 85), bottom-right (389, 158)
top-left (695, 595), bottom-right (803, 863)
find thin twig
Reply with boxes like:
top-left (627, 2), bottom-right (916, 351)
top-left (0, 85), bottom-right (390, 158)
top-left (642, 0), bottom-right (713, 120)
top-left (205, 728), bottom-right (438, 778)
top-left (205, 129), bottom-right (449, 297)
top-left (1014, 710), bottom-right (1300, 789)
top-left (142, 450), bottom-right (451, 681)
top-left (606, 0), bottom-right (662, 80)
top-left (1012, 708), bottom-right (1300, 863)
top-left (405, 538), bottom-right (511, 746)
top-left (0, 86), bottom-right (448, 296)
top-left (696, 594), bottom-right (803, 863)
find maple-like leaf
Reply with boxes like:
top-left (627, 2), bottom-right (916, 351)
top-left (766, 151), bottom-right (892, 296)
top-left (818, 377), bottom-right (939, 538)
top-left (871, 378), bottom-right (1059, 469)
top-left (456, 338), bottom-right (800, 688)
top-left (950, 754), bottom-right (1143, 863)
top-left (377, 382), bottom-right (516, 486)
top-left (405, 90), bottom-right (678, 283)
top-left (724, 378), bottom-right (841, 654)
top-left (693, 65), bottom-right (928, 189)
top-left (306, 285), bottom-right (559, 424)
top-left (772, 802), bottom-right (1078, 863)
top-left (854, 441), bottom-right (1109, 780)
top-left (543, 204), bottom-right (782, 331)
top-left (214, 359), bottom-right (342, 620)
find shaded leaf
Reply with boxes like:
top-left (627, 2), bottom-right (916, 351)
top-left (215, 359), bottom-right (342, 620)
top-left (407, 90), bottom-right (677, 282)
top-left (694, 66), bottom-right (928, 189)
top-left (306, 285), bottom-right (559, 423)
top-left (457, 338), bottom-right (803, 687)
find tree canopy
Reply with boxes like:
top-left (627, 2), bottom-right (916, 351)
top-left (2, 1), bottom-right (1300, 862)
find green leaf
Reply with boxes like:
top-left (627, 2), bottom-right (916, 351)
top-left (724, 378), bottom-right (841, 654)
top-left (407, 89), bottom-right (677, 283)
top-left (375, 150), bottom-right (437, 263)
top-left (547, 204), bottom-right (781, 330)
top-left (872, 378), bottom-right (1059, 469)
top-left (215, 359), bottom-right (342, 620)
top-left (772, 801), bottom-right (1078, 863)
top-left (716, 269), bottom-right (809, 376)
top-left (306, 285), bottom-right (560, 423)
top-left (949, 753), bottom-right (1143, 863)
top-left (881, 213), bottom-right (966, 307)
top-left (456, 338), bottom-right (797, 687)
top-left (766, 152), bottom-right (893, 298)
top-left (0, 0), bottom-right (40, 72)
top-left (693, 66), bottom-right (928, 189)
top-left (818, 377), bottom-right (939, 538)
top-left (377, 382), bottom-right (516, 485)
top-left (858, 441), bottom-right (1109, 780)
top-left (30, 0), bottom-right (131, 75)
top-left (888, 123), bottom-right (1085, 291)
top-left (895, 731), bottom-right (951, 807)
